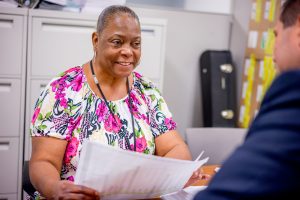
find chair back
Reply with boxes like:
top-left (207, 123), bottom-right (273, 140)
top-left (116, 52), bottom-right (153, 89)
top-left (23, 160), bottom-right (36, 199)
top-left (186, 128), bottom-right (247, 164)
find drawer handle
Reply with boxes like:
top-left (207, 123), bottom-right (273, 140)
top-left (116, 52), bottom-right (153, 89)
top-left (39, 84), bottom-right (47, 93)
top-left (40, 84), bottom-right (47, 89)
top-left (0, 141), bottom-right (10, 151)
top-left (0, 19), bottom-right (13, 28)
top-left (0, 83), bottom-right (12, 92)
top-left (42, 22), bottom-right (95, 33)
top-left (141, 29), bottom-right (155, 36)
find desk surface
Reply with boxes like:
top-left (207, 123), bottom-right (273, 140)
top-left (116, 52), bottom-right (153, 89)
top-left (193, 164), bottom-right (219, 186)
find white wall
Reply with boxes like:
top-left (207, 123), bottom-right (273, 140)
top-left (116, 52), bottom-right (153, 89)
top-left (130, 6), bottom-right (232, 139)
top-left (184, 0), bottom-right (233, 14)
top-left (127, 0), bottom-right (233, 14)
top-left (229, 0), bottom-right (252, 108)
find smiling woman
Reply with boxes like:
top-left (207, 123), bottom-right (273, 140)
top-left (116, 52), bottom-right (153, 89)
top-left (28, 5), bottom-right (195, 200)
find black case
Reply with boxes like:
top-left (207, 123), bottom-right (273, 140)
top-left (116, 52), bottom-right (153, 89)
top-left (200, 50), bottom-right (237, 127)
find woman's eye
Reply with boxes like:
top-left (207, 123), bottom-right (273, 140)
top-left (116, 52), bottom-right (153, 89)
top-left (133, 42), bottom-right (141, 48)
top-left (112, 40), bottom-right (121, 46)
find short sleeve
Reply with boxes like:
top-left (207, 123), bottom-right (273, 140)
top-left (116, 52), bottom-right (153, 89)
top-left (30, 77), bottom-right (71, 141)
top-left (148, 86), bottom-right (177, 137)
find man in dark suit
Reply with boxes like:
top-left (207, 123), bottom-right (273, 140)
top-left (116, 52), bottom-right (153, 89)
top-left (194, 0), bottom-right (300, 199)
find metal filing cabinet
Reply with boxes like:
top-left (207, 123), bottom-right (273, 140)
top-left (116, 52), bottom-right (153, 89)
top-left (0, 7), bottom-right (27, 200)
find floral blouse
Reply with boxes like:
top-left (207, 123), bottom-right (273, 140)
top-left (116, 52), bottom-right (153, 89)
top-left (30, 66), bottom-right (177, 182)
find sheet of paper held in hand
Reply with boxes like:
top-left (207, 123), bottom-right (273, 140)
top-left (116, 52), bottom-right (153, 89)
top-left (75, 141), bottom-right (209, 200)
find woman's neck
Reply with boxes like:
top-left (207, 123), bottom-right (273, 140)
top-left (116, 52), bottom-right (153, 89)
top-left (83, 61), bottom-right (133, 101)
top-left (96, 67), bottom-right (127, 87)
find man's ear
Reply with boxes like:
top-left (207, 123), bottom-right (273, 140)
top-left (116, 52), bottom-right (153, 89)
top-left (92, 32), bottom-right (99, 51)
top-left (297, 16), bottom-right (300, 48)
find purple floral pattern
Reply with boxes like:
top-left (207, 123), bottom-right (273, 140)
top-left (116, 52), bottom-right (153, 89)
top-left (30, 66), bottom-right (176, 183)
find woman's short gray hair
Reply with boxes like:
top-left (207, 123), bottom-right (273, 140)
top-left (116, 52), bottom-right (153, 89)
top-left (96, 5), bottom-right (140, 33)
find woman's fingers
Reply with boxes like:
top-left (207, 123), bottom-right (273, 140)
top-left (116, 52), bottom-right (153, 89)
top-left (53, 180), bottom-right (100, 199)
top-left (72, 184), bottom-right (100, 196)
top-left (63, 193), bottom-right (97, 200)
top-left (200, 173), bottom-right (211, 180)
top-left (191, 171), bottom-right (200, 178)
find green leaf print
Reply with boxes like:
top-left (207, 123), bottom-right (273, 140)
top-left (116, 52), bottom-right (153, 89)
top-left (155, 88), bottom-right (160, 94)
top-left (45, 112), bottom-right (51, 119)
top-left (71, 105), bottom-right (77, 111)
top-left (133, 128), bottom-right (139, 137)
top-left (38, 113), bottom-right (43, 120)
top-left (38, 100), bottom-right (43, 107)
top-left (65, 109), bottom-right (71, 115)
top-left (88, 94), bottom-right (93, 104)
top-left (158, 99), bottom-right (164, 110)
top-left (58, 72), bottom-right (65, 77)
top-left (150, 94), bottom-right (155, 101)
top-left (39, 124), bottom-right (47, 130)
top-left (147, 140), bottom-right (155, 148)
top-left (144, 149), bottom-right (150, 154)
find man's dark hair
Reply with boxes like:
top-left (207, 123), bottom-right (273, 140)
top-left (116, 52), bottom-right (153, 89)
top-left (280, 0), bottom-right (300, 28)
top-left (96, 5), bottom-right (140, 34)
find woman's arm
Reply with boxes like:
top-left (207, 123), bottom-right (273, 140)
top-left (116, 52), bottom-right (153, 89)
top-left (154, 130), bottom-right (192, 160)
top-left (30, 137), bottom-right (66, 197)
top-left (29, 137), bottom-right (100, 199)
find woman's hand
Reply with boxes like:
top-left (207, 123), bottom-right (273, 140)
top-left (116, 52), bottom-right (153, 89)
top-left (184, 167), bottom-right (211, 188)
top-left (51, 180), bottom-right (100, 200)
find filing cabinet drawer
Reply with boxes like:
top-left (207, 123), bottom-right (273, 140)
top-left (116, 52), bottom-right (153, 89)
top-left (0, 138), bottom-right (19, 193)
top-left (138, 25), bottom-right (164, 82)
top-left (0, 14), bottom-right (24, 76)
top-left (0, 79), bottom-right (21, 137)
top-left (0, 194), bottom-right (17, 200)
top-left (31, 17), bottom-right (94, 77)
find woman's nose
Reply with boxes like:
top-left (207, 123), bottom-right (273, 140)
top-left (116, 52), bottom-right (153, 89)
top-left (120, 46), bottom-right (133, 57)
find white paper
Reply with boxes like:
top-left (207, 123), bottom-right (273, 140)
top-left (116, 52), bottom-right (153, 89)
top-left (244, 59), bottom-right (250, 76)
top-left (256, 85), bottom-right (263, 102)
top-left (239, 105), bottom-right (245, 123)
top-left (242, 82), bottom-right (248, 99)
top-left (248, 31), bottom-right (258, 48)
top-left (264, 1), bottom-right (270, 20)
top-left (259, 60), bottom-right (265, 78)
top-left (44, 0), bottom-right (68, 6)
top-left (75, 141), bottom-right (208, 200)
top-left (161, 186), bottom-right (207, 200)
top-left (251, 2), bottom-right (256, 20)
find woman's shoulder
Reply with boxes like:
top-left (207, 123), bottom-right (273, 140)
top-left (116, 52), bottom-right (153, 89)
top-left (133, 71), bottom-right (159, 93)
top-left (45, 66), bottom-right (85, 95)
top-left (49, 66), bottom-right (83, 84)
top-left (55, 66), bottom-right (83, 80)
top-left (133, 72), bottom-right (162, 98)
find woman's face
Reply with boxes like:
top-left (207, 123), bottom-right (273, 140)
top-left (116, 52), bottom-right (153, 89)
top-left (94, 13), bottom-right (141, 78)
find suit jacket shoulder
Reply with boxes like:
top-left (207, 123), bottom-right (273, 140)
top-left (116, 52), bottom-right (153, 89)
top-left (194, 70), bottom-right (300, 200)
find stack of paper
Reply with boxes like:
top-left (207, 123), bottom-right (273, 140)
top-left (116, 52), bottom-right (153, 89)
top-left (75, 141), bottom-right (208, 200)
top-left (38, 0), bottom-right (84, 12)
top-left (161, 186), bottom-right (207, 200)
top-left (44, 0), bottom-right (67, 6)
top-left (81, 0), bottom-right (126, 14)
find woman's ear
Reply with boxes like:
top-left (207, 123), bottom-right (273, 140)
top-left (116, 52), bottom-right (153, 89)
top-left (92, 32), bottom-right (99, 52)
